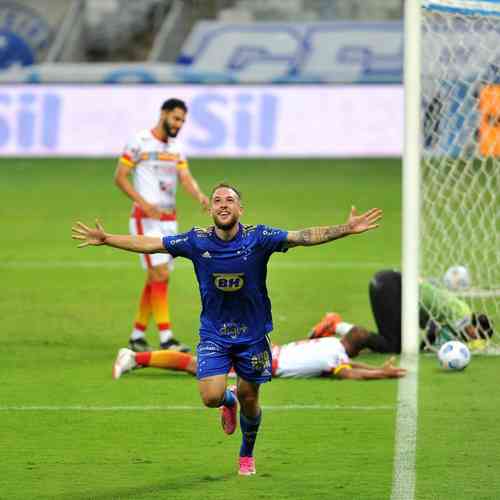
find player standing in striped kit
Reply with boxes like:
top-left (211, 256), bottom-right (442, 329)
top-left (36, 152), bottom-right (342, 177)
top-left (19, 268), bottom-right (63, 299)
top-left (114, 99), bottom-right (209, 352)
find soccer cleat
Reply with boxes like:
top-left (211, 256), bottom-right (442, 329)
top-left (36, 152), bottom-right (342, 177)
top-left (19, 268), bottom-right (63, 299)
top-left (308, 312), bottom-right (342, 339)
top-left (160, 338), bottom-right (191, 353)
top-left (113, 348), bottom-right (137, 379)
top-left (128, 337), bottom-right (152, 352)
top-left (238, 456), bottom-right (256, 476)
top-left (220, 385), bottom-right (238, 435)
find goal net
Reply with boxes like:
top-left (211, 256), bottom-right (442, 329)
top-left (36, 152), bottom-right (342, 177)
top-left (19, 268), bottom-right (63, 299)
top-left (420, 0), bottom-right (500, 352)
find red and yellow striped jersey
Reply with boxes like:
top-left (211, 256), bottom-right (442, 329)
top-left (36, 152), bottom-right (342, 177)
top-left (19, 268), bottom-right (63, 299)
top-left (119, 129), bottom-right (189, 211)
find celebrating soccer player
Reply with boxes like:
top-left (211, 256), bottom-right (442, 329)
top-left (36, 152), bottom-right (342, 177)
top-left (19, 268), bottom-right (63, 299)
top-left (114, 98), bottom-right (209, 353)
top-left (72, 183), bottom-right (383, 476)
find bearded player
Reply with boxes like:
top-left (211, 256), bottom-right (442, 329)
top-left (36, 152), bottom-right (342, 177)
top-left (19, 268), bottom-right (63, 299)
top-left (115, 98), bottom-right (209, 353)
top-left (72, 183), bottom-right (382, 476)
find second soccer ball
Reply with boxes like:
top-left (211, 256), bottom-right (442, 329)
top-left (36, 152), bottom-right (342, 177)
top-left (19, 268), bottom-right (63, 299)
top-left (443, 265), bottom-right (471, 291)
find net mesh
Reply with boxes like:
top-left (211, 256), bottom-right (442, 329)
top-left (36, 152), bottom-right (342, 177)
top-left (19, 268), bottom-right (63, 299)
top-left (420, 1), bottom-right (500, 352)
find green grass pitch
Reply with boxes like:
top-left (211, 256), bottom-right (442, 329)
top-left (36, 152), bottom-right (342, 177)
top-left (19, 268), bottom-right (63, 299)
top-left (1, 158), bottom-right (499, 499)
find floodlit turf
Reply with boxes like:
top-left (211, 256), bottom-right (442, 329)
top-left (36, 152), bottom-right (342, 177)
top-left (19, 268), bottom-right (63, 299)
top-left (1, 158), bottom-right (498, 499)
top-left (417, 355), bottom-right (500, 500)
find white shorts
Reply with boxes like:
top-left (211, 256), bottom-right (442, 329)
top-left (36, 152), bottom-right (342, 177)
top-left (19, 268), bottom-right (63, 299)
top-left (129, 217), bottom-right (178, 270)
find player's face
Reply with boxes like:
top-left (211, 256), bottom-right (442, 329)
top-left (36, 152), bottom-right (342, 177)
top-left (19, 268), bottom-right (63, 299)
top-left (162, 108), bottom-right (186, 138)
top-left (210, 188), bottom-right (243, 230)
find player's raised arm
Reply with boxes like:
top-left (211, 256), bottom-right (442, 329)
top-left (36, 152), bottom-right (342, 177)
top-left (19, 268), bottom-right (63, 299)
top-left (285, 206), bottom-right (382, 248)
top-left (72, 220), bottom-right (166, 254)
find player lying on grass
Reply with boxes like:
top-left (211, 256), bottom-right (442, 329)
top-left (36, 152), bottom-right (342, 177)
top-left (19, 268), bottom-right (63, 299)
top-left (309, 270), bottom-right (495, 353)
top-left (112, 329), bottom-right (406, 380)
top-left (72, 182), bottom-right (382, 476)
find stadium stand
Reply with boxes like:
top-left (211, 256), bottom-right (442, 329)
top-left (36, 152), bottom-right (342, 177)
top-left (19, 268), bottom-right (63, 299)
top-left (217, 0), bottom-right (403, 22)
top-left (84, 0), bottom-right (171, 62)
top-left (0, 0), bottom-right (404, 82)
top-left (0, 0), bottom-right (71, 67)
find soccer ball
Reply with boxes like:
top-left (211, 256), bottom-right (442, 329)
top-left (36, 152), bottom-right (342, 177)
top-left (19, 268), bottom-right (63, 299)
top-left (443, 266), bottom-right (471, 290)
top-left (437, 341), bottom-right (471, 371)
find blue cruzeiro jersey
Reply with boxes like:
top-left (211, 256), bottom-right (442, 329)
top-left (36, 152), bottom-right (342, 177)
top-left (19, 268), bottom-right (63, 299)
top-left (162, 224), bottom-right (288, 345)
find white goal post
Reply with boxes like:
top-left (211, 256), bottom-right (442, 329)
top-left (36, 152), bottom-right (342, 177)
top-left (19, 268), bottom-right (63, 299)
top-left (403, 0), bottom-right (500, 354)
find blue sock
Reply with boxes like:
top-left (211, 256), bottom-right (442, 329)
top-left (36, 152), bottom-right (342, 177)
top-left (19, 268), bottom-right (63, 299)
top-left (221, 388), bottom-right (236, 408)
top-left (239, 410), bottom-right (262, 457)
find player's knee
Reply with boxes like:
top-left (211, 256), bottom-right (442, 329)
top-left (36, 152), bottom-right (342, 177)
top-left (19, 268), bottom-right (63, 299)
top-left (200, 390), bottom-right (225, 408)
top-left (201, 397), bottom-right (220, 408)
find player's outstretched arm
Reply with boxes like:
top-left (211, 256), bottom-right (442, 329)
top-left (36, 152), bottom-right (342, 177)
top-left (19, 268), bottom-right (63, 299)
top-left (335, 360), bottom-right (406, 380)
top-left (350, 356), bottom-right (398, 371)
top-left (285, 207), bottom-right (382, 248)
top-left (72, 220), bottom-right (166, 254)
top-left (336, 366), bottom-right (406, 380)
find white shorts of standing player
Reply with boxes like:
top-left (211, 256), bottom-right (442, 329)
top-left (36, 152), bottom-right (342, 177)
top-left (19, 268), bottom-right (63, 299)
top-left (129, 216), bottom-right (177, 270)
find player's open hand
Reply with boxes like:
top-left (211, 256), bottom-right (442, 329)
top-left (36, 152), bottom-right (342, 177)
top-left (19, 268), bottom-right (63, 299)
top-left (382, 356), bottom-right (396, 369)
top-left (72, 220), bottom-right (107, 247)
top-left (346, 206), bottom-right (383, 235)
top-left (141, 202), bottom-right (163, 220)
top-left (382, 357), bottom-right (407, 378)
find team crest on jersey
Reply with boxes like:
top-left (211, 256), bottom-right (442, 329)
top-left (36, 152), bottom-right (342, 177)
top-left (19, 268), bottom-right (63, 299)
top-left (213, 273), bottom-right (245, 292)
top-left (194, 226), bottom-right (211, 238)
top-left (0, 3), bottom-right (52, 69)
top-left (242, 224), bottom-right (256, 235)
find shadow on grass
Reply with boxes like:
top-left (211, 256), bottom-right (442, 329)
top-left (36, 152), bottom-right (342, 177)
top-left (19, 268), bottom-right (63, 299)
top-left (123, 371), bottom-right (195, 380)
top-left (57, 473), bottom-right (235, 500)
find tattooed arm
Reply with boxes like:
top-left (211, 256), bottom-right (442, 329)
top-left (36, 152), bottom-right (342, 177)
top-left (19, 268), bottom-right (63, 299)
top-left (285, 207), bottom-right (383, 248)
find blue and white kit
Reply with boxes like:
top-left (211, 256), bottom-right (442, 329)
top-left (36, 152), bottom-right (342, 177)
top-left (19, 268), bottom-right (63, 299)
top-left (163, 223), bottom-right (288, 382)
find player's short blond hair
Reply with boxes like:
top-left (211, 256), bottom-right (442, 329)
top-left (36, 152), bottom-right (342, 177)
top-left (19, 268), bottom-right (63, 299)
top-left (210, 183), bottom-right (242, 202)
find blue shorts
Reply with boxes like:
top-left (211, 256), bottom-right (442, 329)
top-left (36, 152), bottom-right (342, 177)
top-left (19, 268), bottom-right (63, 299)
top-left (196, 336), bottom-right (272, 384)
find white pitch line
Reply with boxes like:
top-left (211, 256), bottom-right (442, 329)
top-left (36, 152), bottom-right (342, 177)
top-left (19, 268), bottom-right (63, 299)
top-left (0, 404), bottom-right (394, 412)
top-left (390, 353), bottom-right (419, 500)
top-left (0, 260), bottom-right (395, 270)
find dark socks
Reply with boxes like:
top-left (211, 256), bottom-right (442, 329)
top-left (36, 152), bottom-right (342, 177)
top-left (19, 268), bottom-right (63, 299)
top-left (239, 411), bottom-right (262, 457)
